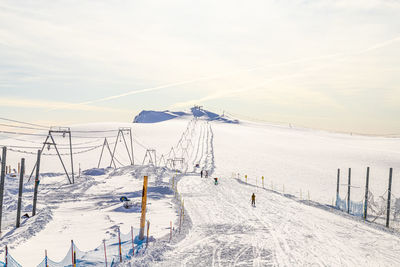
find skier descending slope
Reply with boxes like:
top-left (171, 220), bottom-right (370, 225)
top-left (251, 193), bottom-right (256, 207)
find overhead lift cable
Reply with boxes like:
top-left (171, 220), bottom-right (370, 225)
top-left (0, 117), bottom-right (49, 129)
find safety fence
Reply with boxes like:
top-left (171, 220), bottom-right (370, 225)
top-left (0, 226), bottom-right (152, 267)
top-left (334, 167), bottom-right (400, 230)
top-left (235, 167), bottom-right (400, 232)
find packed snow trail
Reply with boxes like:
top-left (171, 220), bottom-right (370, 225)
top-left (155, 122), bottom-right (400, 266)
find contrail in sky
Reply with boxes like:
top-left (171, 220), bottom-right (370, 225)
top-left (49, 35), bottom-right (400, 111)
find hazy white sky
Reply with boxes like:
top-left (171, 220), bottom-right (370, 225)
top-left (0, 0), bottom-right (399, 134)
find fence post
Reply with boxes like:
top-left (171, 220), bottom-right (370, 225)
top-left (347, 168), bottom-right (351, 214)
top-left (5, 245), bottom-right (8, 266)
top-left (139, 176), bottom-right (148, 240)
top-left (364, 167), bottom-right (370, 220)
top-left (16, 158), bottom-right (25, 228)
top-left (0, 147), bottom-right (7, 232)
top-left (336, 169), bottom-right (340, 207)
top-left (103, 240), bottom-right (107, 267)
top-left (32, 150), bottom-right (41, 216)
top-left (386, 168), bottom-right (393, 228)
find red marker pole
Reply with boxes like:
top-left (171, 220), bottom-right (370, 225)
top-left (118, 227), bottom-right (122, 262)
top-left (103, 240), bottom-right (107, 267)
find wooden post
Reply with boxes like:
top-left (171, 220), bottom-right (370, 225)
top-left (103, 240), bottom-right (107, 267)
top-left (139, 176), bottom-right (148, 240)
top-left (16, 158), bottom-right (25, 228)
top-left (347, 168), bottom-right (351, 214)
top-left (5, 245), bottom-right (8, 266)
top-left (146, 220), bottom-right (150, 247)
top-left (336, 169), bottom-right (340, 207)
top-left (262, 176), bottom-right (264, 188)
top-left (386, 168), bottom-right (393, 228)
top-left (0, 147), bottom-right (7, 232)
top-left (364, 167), bottom-right (370, 220)
top-left (32, 150), bottom-right (41, 216)
top-left (18, 162), bottom-right (20, 174)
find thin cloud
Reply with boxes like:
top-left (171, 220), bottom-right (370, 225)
top-left (0, 97), bottom-right (130, 113)
top-left (48, 34), bottom-right (400, 112)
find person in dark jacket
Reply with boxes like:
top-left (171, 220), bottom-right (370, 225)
top-left (251, 193), bottom-right (256, 207)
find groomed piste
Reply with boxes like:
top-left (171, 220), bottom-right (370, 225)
top-left (0, 108), bottom-right (399, 266)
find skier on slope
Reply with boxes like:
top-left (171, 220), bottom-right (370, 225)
top-left (251, 193), bottom-right (256, 207)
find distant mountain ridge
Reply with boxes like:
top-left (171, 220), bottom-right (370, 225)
top-left (133, 107), bottom-right (239, 124)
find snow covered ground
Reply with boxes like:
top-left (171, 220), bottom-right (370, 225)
top-left (1, 111), bottom-right (400, 266)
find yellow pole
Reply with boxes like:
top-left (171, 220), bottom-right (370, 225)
top-left (139, 176), bottom-right (149, 240)
top-left (262, 176), bottom-right (264, 188)
top-left (245, 175), bottom-right (247, 183)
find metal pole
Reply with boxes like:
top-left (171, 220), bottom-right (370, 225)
top-left (49, 134), bottom-right (72, 184)
top-left (16, 158), bottom-right (25, 228)
top-left (336, 169), bottom-right (340, 207)
top-left (28, 135), bottom-right (49, 181)
top-left (32, 150), bottom-right (41, 216)
top-left (0, 147), bottom-right (7, 232)
top-left (364, 167), bottom-right (370, 220)
top-left (97, 139), bottom-right (107, 168)
top-left (105, 138), bottom-right (117, 168)
top-left (386, 168), bottom-right (393, 228)
top-left (110, 131), bottom-right (120, 167)
top-left (139, 176), bottom-right (148, 240)
top-left (129, 129), bottom-right (134, 165)
top-left (68, 131), bottom-right (74, 184)
top-left (121, 131), bottom-right (133, 165)
top-left (347, 168), bottom-right (351, 214)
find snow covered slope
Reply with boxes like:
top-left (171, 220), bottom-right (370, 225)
top-left (133, 107), bottom-right (238, 124)
top-left (1, 115), bottom-right (400, 266)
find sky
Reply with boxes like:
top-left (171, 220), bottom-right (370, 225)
top-left (0, 0), bottom-right (399, 134)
